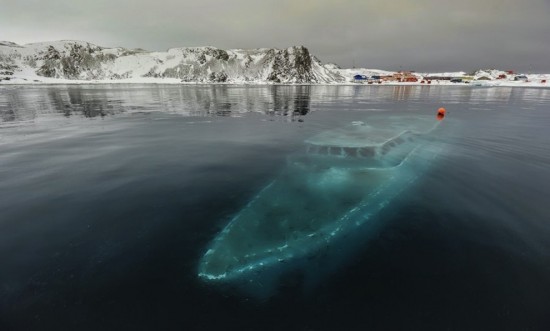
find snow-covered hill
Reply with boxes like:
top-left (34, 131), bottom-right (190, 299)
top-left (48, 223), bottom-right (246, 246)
top-left (0, 40), bottom-right (345, 84)
top-left (1, 40), bottom-right (548, 86)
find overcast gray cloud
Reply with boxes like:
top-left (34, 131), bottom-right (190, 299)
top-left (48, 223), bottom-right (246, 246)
top-left (1, 0), bottom-right (549, 71)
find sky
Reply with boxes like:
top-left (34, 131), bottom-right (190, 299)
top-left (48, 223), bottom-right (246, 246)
top-left (1, 0), bottom-right (549, 72)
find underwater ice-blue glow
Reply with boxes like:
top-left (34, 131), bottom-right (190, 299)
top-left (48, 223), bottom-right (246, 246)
top-left (198, 115), bottom-right (444, 296)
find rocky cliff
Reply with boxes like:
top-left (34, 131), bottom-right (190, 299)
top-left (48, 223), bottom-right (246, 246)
top-left (0, 40), bottom-right (345, 84)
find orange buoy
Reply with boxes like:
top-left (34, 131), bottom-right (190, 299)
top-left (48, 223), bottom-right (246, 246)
top-left (436, 107), bottom-right (446, 121)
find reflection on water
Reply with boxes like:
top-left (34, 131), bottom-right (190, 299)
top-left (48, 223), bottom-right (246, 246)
top-left (311, 84), bottom-right (550, 105)
top-left (3, 85), bottom-right (550, 125)
top-left (0, 85), bottom-right (312, 123)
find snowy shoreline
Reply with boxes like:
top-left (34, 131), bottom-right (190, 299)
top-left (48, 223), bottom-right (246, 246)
top-left (2, 40), bottom-right (548, 88)
top-left (2, 80), bottom-right (549, 88)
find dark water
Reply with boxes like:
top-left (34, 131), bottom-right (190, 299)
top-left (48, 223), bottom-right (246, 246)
top-left (1, 85), bottom-right (549, 330)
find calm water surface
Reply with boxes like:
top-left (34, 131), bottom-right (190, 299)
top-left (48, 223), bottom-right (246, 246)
top-left (1, 85), bottom-right (549, 330)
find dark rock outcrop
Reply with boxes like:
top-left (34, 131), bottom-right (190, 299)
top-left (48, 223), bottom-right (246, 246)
top-left (0, 41), bottom-right (345, 83)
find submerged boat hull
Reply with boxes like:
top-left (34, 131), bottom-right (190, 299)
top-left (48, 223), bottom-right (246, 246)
top-left (198, 115), bottom-right (445, 298)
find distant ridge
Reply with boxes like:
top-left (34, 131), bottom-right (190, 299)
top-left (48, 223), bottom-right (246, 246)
top-left (0, 40), bottom-right (344, 84)
top-left (1, 40), bottom-right (548, 86)
top-left (0, 41), bottom-right (21, 47)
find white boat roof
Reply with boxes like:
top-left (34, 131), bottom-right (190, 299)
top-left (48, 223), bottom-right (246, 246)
top-left (305, 115), bottom-right (434, 148)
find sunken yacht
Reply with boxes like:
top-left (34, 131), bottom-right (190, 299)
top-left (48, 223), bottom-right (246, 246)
top-left (198, 112), bottom-right (446, 297)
